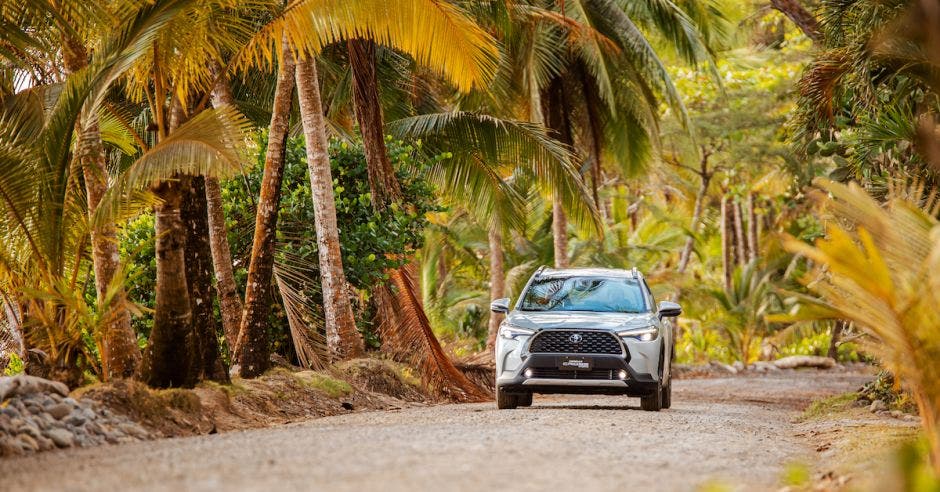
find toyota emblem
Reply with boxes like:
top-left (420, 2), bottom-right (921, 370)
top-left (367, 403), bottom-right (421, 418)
top-left (569, 334), bottom-right (583, 343)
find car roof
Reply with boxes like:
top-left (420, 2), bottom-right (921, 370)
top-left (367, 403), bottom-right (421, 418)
top-left (535, 267), bottom-right (642, 280)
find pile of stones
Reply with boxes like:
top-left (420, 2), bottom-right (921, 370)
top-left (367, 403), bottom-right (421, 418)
top-left (0, 375), bottom-right (151, 457)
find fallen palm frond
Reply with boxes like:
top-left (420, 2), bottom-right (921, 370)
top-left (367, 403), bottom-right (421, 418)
top-left (374, 266), bottom-right (489, 403)
top-left (782, 178), bottom-right (940, 473)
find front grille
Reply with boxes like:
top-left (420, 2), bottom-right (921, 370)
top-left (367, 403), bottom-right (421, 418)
top-left (529, 330), bottom-right (622, 355)
top-left (529, 368), bottom-right (617, 380)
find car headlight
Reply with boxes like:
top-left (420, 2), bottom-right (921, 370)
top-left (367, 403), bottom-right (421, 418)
top-left (500, 325), bottom-right (535, 339)
top-left (616, 326), bottom-right (659, 342)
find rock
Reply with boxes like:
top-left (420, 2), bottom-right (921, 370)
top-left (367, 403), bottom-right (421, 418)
top-left (44, 428), bottom-right (74, 448)
top-left (890, 410), bottom-right (903, 419)
top-left (65, 413), bottom-right (86, 427)
top-left (0, 439), bottom-right (22, 457)
top-left (46, 403), bottom-right (73, 420)
top-left (732, 361), bottom-right (745, 372)
top-left (62, 397), bottom-right (78, 407)
top-left (709, 362), bottom-right (738, 374)
top-left (16, 433), bottom-right (38, 452)
top-left (751, 361), bottom-right (780, 373)
top-left (870, 400), bottom-right (888, 412)
top-left (773, 355), bottom-right (836, 370)
top-left (0, 375), bottom-right (69, 401)
top-left (903, 414), bottom-right (919, 422)
top-left (854, 398), bottom-right (872, 408)
top-left (18, 422), bottom-right (42, 439)
top-left (35, 435), bottom-right (54, 451)
top-left (0, 406), bottom-right (20, 418)
top-left (118, 422), bottom-right (148, 440)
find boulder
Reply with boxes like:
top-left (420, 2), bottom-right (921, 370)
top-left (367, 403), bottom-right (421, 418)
top-left (0, 375), bottom-right (69, 401)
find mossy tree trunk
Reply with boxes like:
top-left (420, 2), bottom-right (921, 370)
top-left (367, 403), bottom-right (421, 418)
top-left (237, 43), bottom-right (297, 377)
top-left (295, 54), bottom-right (364, 361)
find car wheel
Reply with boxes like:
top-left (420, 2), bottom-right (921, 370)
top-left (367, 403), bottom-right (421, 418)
top-left (641, 345), bottom-right (666, 411)
top-left (640, 384), bottom-right (662, 411)
top-left (518, 392), bottom-right (533, 407)
top-left (496, 386), bottom-right (518, 409)
top-left (661, 374), bottom-right (672, 409)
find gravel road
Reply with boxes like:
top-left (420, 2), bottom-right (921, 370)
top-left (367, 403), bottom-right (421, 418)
top-left (0, 372), bottom-right (869, 492)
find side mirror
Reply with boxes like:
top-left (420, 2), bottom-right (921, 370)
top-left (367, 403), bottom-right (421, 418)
top-left (490, 297), bottom-right (511, 314)
top-left (657, 301), bottom-right (682, 318)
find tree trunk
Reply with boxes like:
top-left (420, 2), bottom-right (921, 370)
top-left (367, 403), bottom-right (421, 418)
top-left (145, 179), bottom-right (194, 388)
top-left (733, 199), bottom-right (748, 266)
top-left (827, 320), bottom-right (846, 360)
top-left (746, 193), bottom-right (759, 263)
top-left (237, 44), bottom-right (297, 378)
top-left (720, 195), bottom-right (734, 292)
top-left (207, 65), bottom-right (244, 351)
top-left (348, 38), bottom-right (401, 208)
top-left (181, 175), bottom-right (229, 383)
top-left (770, 0), bottom-right (822, 42)
top-left (62, 33), bottom-right (141, 381)
top-left (486, 223), bottom-right (505, 351)
top-left (295, 55), bottom-right (364, 361)
top-left (541, 77), bottom-right (574, 269)
top-left (678, 174), bottom-right (711, 273)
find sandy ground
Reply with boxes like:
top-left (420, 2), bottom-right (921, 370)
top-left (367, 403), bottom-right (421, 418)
top-left (0, 371), bottom-right (870, 492)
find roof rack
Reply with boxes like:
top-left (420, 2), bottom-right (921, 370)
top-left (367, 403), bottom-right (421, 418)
top-left (534, 265), bottom-right (548, 278)
top-left (631, 267), bottom-right (640, 279)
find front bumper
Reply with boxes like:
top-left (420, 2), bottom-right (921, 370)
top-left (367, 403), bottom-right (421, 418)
top-left (496, 353), bottom-right (658, 396)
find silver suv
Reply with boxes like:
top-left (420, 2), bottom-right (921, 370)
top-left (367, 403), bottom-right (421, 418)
top-left (492, 267), bottom-right (681, 411)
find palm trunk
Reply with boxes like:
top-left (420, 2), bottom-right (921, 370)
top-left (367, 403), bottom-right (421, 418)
top-left (769, 0), bottom-right (822, 42)
top-left (146, 178), bottom-right (194, 388)
top-left (542, 77), bottom-right (574, 269)
top-left (746, 193), bottom-right (759, 263)
top-left (720, 195), bottom-right (733, 292)
top-left (295, 55), bottom-right (364, 360)
top-left (237, 44), bottom-right (297, 377)
top-left (181, 175), bottom-right (228, 383)
top-left (207, 65), bottom-right (244, 351)
top-left (733, 200), bottom-right (748, 266)
top-left (678, 174), bottom-right (710, 273)
top-left (63, 35), bottom-right (140, 381)
top-left (348, 38), bottom-right (401, 208)
top-left (486, 223), bottom-right (505, 351)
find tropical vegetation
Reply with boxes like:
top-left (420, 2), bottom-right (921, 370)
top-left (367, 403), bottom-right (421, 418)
top-left (0, 0), bottom-right (939, 476)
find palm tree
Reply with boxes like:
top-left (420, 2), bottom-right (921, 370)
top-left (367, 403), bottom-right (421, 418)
top-left (235, 40), bottom-right (296, 376)
top-left (294, 54), bottom-right (364, 360)
top-left (0, 0), bottom-right (248, 385)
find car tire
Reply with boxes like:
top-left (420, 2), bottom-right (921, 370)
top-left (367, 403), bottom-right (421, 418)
top-left (518, 392), bottom-right (533, 407)
top-left (641, 345), bottom-right (666, 411)
top-left (496, 387), bottom-right (518, 409)
top-left (661, 375), bottom-right (672, 409)
top-left (640, 384), bottom-right (663, 411)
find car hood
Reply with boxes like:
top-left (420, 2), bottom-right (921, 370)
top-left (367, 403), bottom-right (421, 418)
top-left (504, 311), bottom-right (657, 331)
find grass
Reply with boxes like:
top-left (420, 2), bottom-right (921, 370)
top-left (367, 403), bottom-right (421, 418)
top-left (799, 392), bottom-right (859, 421)
top-left (294, 371), bottom-right (353, 398)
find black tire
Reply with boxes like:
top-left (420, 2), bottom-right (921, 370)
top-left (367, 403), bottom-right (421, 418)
top-left (640, 384), bottom-right (663, 411)
top-left (641, 344), bottom-right (666, 411)
top-left (661, 375), bottom-right (672, 409)
top-left (518, 392), bottom-right (533, 407)
top-left (496, 387), bottom-right (518, 409)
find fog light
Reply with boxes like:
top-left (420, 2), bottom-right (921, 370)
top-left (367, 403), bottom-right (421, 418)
top-left (618, 370), bottom-right (628, 380)
top-left (639, 332), bottom-right (654, 342)
top-left (524, 368), bottom-right (533, 378)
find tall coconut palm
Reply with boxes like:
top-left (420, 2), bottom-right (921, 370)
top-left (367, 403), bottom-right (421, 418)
top-left (0, 0), bottom-right (249, 385)
top-left (3, 0), bottom-right (145, 380)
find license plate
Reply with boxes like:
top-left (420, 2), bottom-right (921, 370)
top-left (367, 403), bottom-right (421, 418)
top-left (558, 356), bottom-right (593, 371)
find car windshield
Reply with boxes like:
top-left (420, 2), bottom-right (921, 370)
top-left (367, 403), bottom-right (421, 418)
top-left (519, 276), bottom-right (648, 313)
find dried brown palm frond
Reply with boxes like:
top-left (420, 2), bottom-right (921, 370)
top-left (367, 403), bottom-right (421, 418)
top-left (375, 266), bottom-right (489, 403)
top-left (273, 265), bottom-right (327, 371)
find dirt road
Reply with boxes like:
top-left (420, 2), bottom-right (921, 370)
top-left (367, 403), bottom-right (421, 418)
top-left (0, 371), bottom-right (869, 492)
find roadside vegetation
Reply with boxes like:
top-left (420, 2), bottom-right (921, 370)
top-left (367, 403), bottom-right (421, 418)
top-left (0, 0), bottom-right (939, 484)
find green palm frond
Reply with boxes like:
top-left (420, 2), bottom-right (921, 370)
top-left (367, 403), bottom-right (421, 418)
top-left (388, 111), bottom-right (600, 232)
